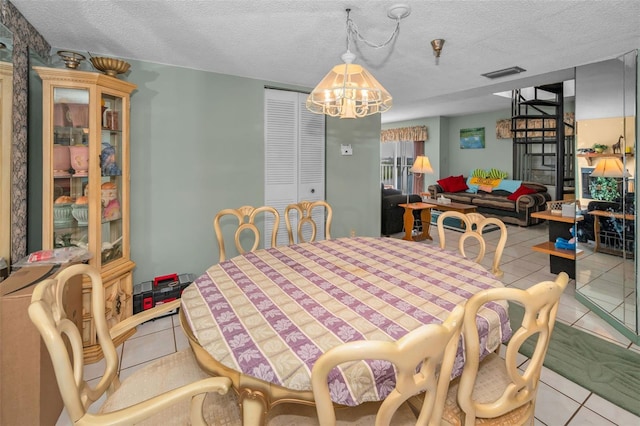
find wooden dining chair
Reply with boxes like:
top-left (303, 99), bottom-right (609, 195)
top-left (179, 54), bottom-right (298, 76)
top-left (300, 305), bottom-right (465, 426)
top-left (28, 264), bottom-right (241, 426)
top-left (437, 211), bottom-right (507, 278)
top-left (284, 200), bottom-right (333, 244)
top-left (213, 205), bottom-right (280, 262)
top-left (440, 272), bottom-right (569, 426)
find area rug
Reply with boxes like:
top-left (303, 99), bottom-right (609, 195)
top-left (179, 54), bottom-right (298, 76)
top-left (429, 211), bottom-right (500, 233)
top-left (509, 303), bottom-right (640, 416)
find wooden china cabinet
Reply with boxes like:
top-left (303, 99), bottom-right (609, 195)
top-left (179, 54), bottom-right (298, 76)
top-left (35, 67), bottom-right (136, 362)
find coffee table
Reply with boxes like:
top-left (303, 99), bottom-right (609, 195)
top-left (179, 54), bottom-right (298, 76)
top-left (420, 193), bottom-right (478, 214)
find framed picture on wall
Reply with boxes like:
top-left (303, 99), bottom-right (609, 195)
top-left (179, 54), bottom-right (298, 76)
top-left (460, 127), bottom-right (485, 149)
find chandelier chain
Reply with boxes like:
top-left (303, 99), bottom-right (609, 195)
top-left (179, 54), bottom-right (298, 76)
top-left (346, 14), bottom-right (401, 50)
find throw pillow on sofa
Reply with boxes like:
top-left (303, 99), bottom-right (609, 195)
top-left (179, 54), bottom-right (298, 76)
top-left (496, 179), bottom-right (523, 193)
top-left (507, 184), bottom-right (537, 201)
top-left (437, 175), bottom-right (468, 193)
top-left (437, 176), bottom-right (455, 192)
top-left (466, 176), bottom-right (479, 193)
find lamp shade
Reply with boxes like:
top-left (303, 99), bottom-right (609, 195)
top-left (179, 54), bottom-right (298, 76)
top-left (306, 61), bottom-right (392, 119)
top-left (410, 155), bottom-right (434, 174)
top-left (590, 158), bottom-right (630, 178)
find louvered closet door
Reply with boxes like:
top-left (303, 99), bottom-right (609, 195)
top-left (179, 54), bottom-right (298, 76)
top-left (265, 89), bottom-right (325, 246)
top-left (298, 94), bottom-right (326, 241)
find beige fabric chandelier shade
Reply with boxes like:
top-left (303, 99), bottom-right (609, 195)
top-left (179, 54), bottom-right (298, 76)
top-left (306, 62), bottom-right (392, 119)
top-left (306, 6), bottom-right (410, 119)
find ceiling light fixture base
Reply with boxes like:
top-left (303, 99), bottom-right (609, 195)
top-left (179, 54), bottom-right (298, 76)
top-left (341, 50), bottom-right (356, 64)
top-left (431, 39), bottom-right (445, 58)
top-left (387, 4), bottom-right (411, 20)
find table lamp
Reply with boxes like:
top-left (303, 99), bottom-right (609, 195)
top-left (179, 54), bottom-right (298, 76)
top-left (409, 155), bottom-right (434, 203)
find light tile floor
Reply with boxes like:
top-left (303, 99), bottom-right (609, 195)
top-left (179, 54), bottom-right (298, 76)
top-left (57, 223), bottom-right (639, 426)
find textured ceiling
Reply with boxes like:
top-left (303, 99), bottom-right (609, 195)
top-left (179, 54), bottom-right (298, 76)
top-left (9, 0), bottom-right (640, 123)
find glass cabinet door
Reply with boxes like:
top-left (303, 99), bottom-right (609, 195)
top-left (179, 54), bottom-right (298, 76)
top-left (39, 66), bottom-right (136, 274)
top-left (52, 87), bottom-right (90, 250)
top-left (100, 93), bottom-right (124, 265)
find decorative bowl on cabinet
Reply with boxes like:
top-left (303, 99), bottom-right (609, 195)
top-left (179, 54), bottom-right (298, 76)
top-left (57, 50), bottom-right (86, 69)
top-left (90, 56), bottom-right (131, 77)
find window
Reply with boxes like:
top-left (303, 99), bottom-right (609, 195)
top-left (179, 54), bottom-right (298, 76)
top-left (381, 141), bottom-right (414, 194)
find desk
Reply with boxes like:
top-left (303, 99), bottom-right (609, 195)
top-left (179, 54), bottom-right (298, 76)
top-left (398, 202), bottom-right (435, 241)
top-left (180, 237), bottom-right (511, 425)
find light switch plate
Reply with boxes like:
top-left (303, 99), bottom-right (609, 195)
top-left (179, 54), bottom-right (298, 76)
top-left (341, 144), bottom-right (353, 156)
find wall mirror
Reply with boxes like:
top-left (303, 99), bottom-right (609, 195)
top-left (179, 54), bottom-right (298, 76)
top-left (575, 49), bottom-right (638, 342)
top-left (26, 47), bottom-right (45, 253)
top-left (0, 21), bottom-right (12, 267)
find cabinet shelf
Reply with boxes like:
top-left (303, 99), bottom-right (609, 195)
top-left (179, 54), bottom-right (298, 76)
top-left (54, 174), bottom-right (89, 179)
top-left (101, 217), bottom-right (122, 225)
top-left (532, 241), bottom-right (583, 260)
top-left (577, 152), bottom-right (633, 165)
top-left (54, 223), bottom-right (88, 230)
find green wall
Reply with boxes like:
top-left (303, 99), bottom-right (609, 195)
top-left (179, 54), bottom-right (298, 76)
top-left (326, 115), bottom-right (381, 238)
top-left (124, 59), bottom-right (380, 282)
top-left (446, 110), bottom-right (514, 178)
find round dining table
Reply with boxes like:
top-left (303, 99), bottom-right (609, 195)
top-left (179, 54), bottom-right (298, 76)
top-left (179, 236), bottom-right (511, 425)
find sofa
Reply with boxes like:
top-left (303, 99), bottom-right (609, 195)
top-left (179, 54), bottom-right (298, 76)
top-left (381, 185), bottom-right (421, 236)
top-left (427, 177), bottom-right (551, 227)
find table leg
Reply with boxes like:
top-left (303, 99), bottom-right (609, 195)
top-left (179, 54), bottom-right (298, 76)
top-left (239, 388), bottom-right (268, 426)
top-left (402, 207), bottom-right (414, 241)
top-left (593, 216), bottom-right (600, 253)
top-left (416, 208), bottom-right (433, 241)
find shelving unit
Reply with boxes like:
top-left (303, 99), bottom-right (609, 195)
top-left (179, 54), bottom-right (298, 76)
top-left (531, 210), bottom-right (584, 278)
top-left (576, 152), bottom-right (633, 165)
top-left (36, 67), bottom-right (136, 362)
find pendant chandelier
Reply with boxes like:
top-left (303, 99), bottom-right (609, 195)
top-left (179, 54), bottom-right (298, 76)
top-left (306, 5), bottom-right (411, 119)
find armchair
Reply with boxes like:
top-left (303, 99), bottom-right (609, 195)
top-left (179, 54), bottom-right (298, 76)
top-left (381, 184), bottom-right (421, 236)
top-left (28, 264), bottom-right (240, 425)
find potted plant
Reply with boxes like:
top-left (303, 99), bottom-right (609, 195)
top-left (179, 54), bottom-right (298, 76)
top-left (592, 143), bottom-right (608, 153)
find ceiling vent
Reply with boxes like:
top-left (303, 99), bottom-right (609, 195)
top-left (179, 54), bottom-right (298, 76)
top-left (481, 66), bottom-right (526, 79)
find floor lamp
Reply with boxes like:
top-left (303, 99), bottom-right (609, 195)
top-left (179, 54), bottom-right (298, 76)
top-left (409, 155), bottom-right (434, 203)
top-left (590, 157), bottom-right (632, 193)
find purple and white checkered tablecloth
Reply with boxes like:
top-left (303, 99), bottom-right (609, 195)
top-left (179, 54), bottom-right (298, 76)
top-left (181, 236), bottom-right (511, 406)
